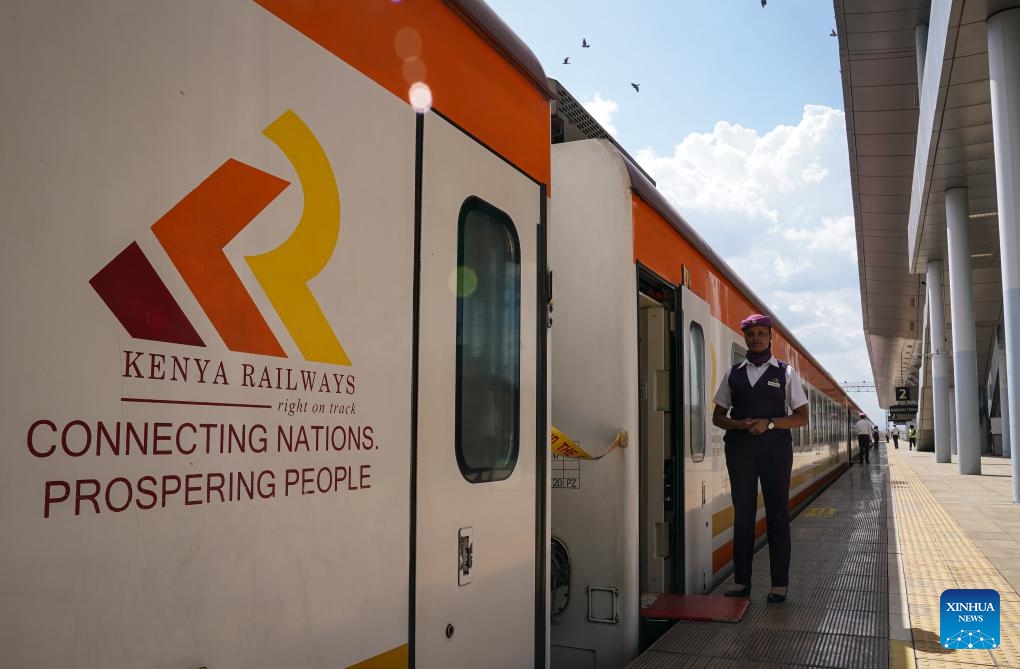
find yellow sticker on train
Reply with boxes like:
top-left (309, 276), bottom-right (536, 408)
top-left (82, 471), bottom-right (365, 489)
top-left (550, 427), bottom-right (594, 459)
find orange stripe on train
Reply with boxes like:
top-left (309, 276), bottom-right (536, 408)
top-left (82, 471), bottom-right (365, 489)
top-left (254, 0), bottom-right (551, 188)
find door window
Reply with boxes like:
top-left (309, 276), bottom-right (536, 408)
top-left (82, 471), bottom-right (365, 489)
top-left (689, 322), bottom-right (706, 462)
top-left (455, 196), bottom-right (521, 483)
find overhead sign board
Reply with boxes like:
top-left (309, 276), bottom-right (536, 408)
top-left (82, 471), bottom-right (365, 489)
top-left (895, 386), bottom-right (914, 402)
top-left (889, 403), bottom-right (918, 422)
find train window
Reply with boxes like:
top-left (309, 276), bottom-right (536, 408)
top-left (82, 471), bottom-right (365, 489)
top-left (815, 392), bottom-right (822, 444)
top-left (820, 396), bottom-right (826, 443)
top-left (455, 196), bottom-right (521, 483)
top-left (827, 400), bottom-right (833, 444)
top-left (689, 322), bottom-right (707, 462)
top-left (731, 344), bottom-right (746, 366)
top-left (809, 389), bottom-right (818, 443)
top-left (821, 398), bottom-right (826, 442)
top-left (814, 392), bottom-right (821, 443)
top-left (828, 401), bottom-right (835, 444)
top-left (821, 397), bottom-right (827, 444)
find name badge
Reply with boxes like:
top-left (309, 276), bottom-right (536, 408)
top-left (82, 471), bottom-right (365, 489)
top-left (767, 379), bottom-right (781, 388)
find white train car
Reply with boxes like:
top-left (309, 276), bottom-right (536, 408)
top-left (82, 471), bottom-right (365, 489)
top-left (1, 3), bottom-right (867, 668)
top-left (0, 2), bottom-right (553, 668)
top-left (546, 89), bottom-right (862, 667)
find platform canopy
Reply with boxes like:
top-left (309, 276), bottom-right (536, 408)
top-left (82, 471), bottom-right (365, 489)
top-left (835, 0), bottom-right (1012, 424)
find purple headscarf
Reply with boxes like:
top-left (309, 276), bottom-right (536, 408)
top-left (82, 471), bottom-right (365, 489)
top-left (740, 313), bottom-right (773, 331)
top-left (741, 313), bottom-right (773, 365)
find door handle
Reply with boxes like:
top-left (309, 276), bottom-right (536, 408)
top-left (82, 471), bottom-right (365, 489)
top-left (458, 527), bottom-right (474, 585)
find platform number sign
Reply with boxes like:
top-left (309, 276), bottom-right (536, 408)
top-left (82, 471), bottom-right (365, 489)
top-left (895, 386), bottom-right (912, 402)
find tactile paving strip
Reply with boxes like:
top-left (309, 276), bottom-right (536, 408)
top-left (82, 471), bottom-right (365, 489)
top-left (886, 448), bottom-right (1020, 668)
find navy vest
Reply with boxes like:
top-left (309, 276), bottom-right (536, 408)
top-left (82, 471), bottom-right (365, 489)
top-left (725, 361), bottom-right (792, 448)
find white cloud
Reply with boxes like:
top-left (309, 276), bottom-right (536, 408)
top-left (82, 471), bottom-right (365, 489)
top-left (580, 93), bottom-right (619, 137)
top-left (801, 163), bottom-right (829, 183)
top-left (634, 125), bottom-right (778, 223)
top-left (632, 105), bottom-right (871, 397)
top-left (781, 215), bottom-right (856, 259)
top-left (634, 105), bottom-right (849, 233)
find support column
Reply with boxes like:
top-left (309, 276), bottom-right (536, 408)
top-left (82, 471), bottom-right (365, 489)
top-left (917, 300), bottom-right (929, 445)
top-left (1002, 338), bottom-right (1012, 458)
top-left (928, 260), bottom-right (952, 463)
top-left (988, 7), bottom-right (1020, 501)
top-left (947, 188), bottom-right (981, 474)
top-left (949, 387), bottom-right (958, 456)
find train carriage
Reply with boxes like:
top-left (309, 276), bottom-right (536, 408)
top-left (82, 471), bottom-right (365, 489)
top-left (546, 98), bottom-right (863, 666)
top-left (1, 1), bottom-right (552, 667)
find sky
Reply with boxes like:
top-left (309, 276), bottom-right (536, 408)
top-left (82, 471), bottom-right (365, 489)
top-left (484, 0), bottom-right (886, 425)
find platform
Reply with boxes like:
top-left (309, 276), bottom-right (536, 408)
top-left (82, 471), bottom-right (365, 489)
top-left (628, 443), bottom-right (1020, 668)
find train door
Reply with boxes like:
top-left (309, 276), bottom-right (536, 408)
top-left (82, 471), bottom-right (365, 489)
top-left (638, 287), bottom-right (675, 595)
top-left (681, 286), bottom-right (713, 594)
top-left (414, 112), bottom-right (541, 668)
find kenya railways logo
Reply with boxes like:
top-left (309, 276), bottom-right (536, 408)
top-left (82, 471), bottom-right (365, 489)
top-left (89, 110), bottom-right (350, 365)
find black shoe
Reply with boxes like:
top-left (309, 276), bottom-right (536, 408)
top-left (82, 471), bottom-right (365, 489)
top-left (767, 591), bottom-right (786, 604)
top-left (724, 585), bottom-right (751, 598)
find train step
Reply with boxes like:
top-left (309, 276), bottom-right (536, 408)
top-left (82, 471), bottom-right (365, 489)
top-left (640, 592), bottom-right (749, 623)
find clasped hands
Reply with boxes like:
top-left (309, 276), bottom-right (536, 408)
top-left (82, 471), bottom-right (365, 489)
top-left (733, 417), bottom-right (771, 436)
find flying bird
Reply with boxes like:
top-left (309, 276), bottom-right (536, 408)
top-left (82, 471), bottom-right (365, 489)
top-left (830, 28), bottom-right (838, 36)
top-left (563, 57), bottom-right (570, 64)
top-left (582, 38), bottom-right (590, 48)
top-left (761, 0), bottom-right (766, 6)
top-left (631, 82), bottom-right (640, 92)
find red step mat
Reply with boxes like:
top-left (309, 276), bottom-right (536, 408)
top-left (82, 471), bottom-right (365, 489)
top-left (640, 592), bottom-right (749, 623)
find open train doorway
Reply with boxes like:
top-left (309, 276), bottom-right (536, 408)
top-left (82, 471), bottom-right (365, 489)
top-left (637, 271), bottom-right (681, 597)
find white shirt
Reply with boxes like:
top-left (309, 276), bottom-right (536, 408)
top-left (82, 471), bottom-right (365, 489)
top-left (855, 418), bottom-right (874, 436)
top-left (713, 356), bottom-right (808, 414)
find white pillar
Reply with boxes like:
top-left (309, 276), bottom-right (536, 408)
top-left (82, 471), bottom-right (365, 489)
top-left (949, 386), bottom-right (958, 456)
top-left (988, 8), bottom-right (1020, 501)
top-left (928, 260), bottom-right (952, 463)
top-left (915, 24), bottom-right (929, 93)
top-left (1001, 338), bottom-right (1012, 458)
top-left (919, 299), bottom-right (929, 439)
top-left (947, 188), bottom-right (982, 474)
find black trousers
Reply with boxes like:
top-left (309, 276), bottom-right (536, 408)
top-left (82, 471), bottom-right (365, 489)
top-left (724, 441), bottom-right (793, 587)
top-left (857, 434), bottom-right (870, 463)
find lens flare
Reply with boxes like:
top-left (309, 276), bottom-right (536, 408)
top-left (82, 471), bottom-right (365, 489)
top-left (402, 58), bottom-right (426, 83)
top-left (394, 27), bottom-right (422, 60)
top-left (449, 266), bottom-right (478, 297)
top-left (409, 82), bottom-right (432, 113)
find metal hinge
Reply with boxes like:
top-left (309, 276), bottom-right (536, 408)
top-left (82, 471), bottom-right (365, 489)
top-left (544, 270), bottom-right (555, 328)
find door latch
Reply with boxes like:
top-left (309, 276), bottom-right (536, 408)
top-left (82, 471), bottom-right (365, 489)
top-left (458, 527), bottom-right (474, 585)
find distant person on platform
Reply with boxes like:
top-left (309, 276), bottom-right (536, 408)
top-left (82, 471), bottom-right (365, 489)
top-left (855, 413), bottom-right (874, 464)
top-left (712, 313), bottom-right (809, 605)
top-left (908, 424), bottom-right (917, 450)
top-left (891, 429), bottom-right (899, 449)
top-left (872, 425), bottom-right (880, 448)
